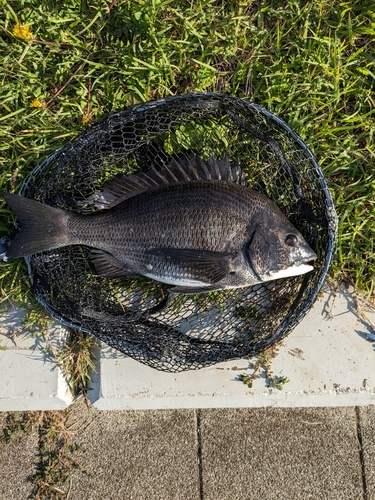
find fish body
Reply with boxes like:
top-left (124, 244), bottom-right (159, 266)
top-left (3, 156), bottom-right (316, 294)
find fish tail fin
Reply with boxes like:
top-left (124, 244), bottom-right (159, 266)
top-left (3, 193), bottom-right (72, 257)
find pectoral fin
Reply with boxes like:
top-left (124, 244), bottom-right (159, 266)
top-left (90, 249), bottom-right (133, 278)
top-left (146, 248), bottom-right (236, 284)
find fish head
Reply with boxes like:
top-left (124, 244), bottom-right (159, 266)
top-left (244, 219), bottom-right (317, 282)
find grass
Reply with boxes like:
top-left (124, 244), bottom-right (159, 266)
top-left (0, 0), bottom-right (374, 310)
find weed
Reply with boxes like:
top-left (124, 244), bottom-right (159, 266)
top-left (239, 343), bottom-right (290, 390)
top-left (1, 411), bottom-right (39, 444)
top-left (32, 411), bottom-right (85, 500)
top-left (1, 409), bottom-right (90, 499)
top-left (50, 330), bottom-right (98, 395)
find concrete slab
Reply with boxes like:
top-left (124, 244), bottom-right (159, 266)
top-left (66, 399), bottom-right (200, 500)
top-left (359, 405), bottom-right (375, 499)
top-left (88, 287), bottom-right (375, 409)
top-left (0, 412), bottom-right (39, 500)
top-left (199, 407), bottom-right (363, 500)
top-left (0, 305), bottom-right (73, 411)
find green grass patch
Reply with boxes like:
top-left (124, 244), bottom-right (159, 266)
top-left (1, 0), bottom-right (374, 309)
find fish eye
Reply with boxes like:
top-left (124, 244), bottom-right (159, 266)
top-left (285, 234), bottom-right (298, 247)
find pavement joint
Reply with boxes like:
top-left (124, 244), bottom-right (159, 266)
top-left (356, 406), bottom-right (368, 500)
top-left (196, 408), bottom-right (204, 500)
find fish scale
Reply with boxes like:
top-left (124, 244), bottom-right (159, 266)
top-left (73, 184), bottom-right (251, 255)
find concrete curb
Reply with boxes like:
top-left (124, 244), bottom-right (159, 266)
top-left (0, 306), bottom-right (73, 411)
top-left (1, 287), bottom-right (374, 411)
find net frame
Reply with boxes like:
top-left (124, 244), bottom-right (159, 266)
top-left (16, 93), bottom-right (338, 372)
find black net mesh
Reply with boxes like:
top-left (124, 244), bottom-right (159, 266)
top-left (18, 93), bottom-right (337, 372)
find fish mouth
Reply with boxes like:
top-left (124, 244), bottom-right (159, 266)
top-left (300, 248), bottom-right (317, 262)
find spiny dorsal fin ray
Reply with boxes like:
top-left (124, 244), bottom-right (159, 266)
top-left (207, 155), bottom-right (221, 179)
top-left (94, 154), bottom-right (247, 210)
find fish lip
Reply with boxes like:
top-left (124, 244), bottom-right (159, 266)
top-left (293, 263), bottom-right (314, 272)
top-left (299, 249), bottom-right (317, 263)
top-left (295, 256), bottom-right (317, 268)
top-left (268, 263), bottom-right (314, 280)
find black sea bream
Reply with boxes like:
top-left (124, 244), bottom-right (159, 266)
top-left (3, 155), bottom-right (316, 294)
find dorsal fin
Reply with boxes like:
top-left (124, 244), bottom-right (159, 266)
top-left (93, 154), bottom-right (247, 209)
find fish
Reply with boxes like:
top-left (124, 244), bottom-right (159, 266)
top-left (3, 155), bottom-right (317, 294)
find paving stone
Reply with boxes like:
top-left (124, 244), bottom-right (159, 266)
top-left (359, 405), bottom-right (375, 500)
top-left (199, 407), bottom-right (364, 500)
top-left (66, 400), bottom-right (199, 500)
top-left (1, 403), bottom-right (373, 500)
top-left (0, 412), bottom-right (40, 500)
